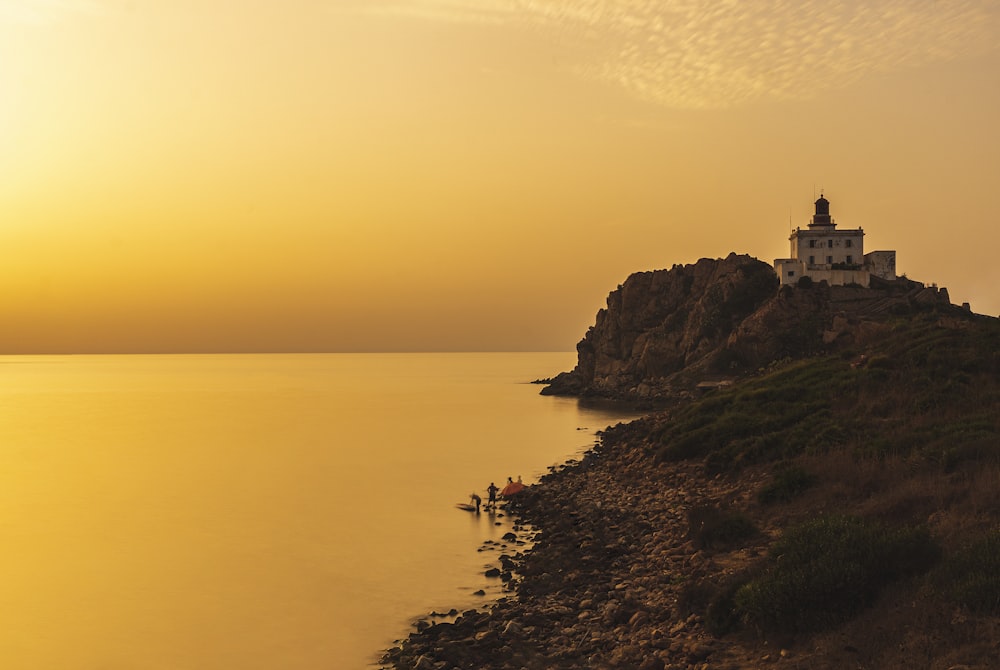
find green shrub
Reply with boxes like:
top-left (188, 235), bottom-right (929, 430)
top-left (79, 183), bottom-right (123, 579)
top-left (679, 572), bottom-right (760, 636)
top-left (934, 530), bottom-right (1000, 614)
top-left (704, 579), bottom-right (744, 636)
top-left (657, 430), bottom-right (712, 462)
top-left (866, 355), bottom-right (896, 370)
top-left (732, 516), bottom-right (939, 634)
top-left (758, 464), bottom-right (817, 505)
top-left (688, 506), bottom-right (759, 551)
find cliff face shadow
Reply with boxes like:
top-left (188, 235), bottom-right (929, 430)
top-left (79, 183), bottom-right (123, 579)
top-left (543, 253), bottom-right (968, 404)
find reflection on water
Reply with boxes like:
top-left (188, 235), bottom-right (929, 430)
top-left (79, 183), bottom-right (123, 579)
top-left (0, 353), bottom-right (642, 669)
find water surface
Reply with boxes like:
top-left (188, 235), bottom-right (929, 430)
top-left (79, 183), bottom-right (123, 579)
top-left (0, 353), bottom-right (641, 668)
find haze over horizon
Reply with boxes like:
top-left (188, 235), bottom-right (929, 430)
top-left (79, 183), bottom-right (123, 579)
top-left (2, 0), bottom-right (998, 354)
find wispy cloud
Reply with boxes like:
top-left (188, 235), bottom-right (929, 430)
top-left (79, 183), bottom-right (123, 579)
top-left (0, 0), bottom-right (104, 25)
top-left (332, 0), bottom-right (519, 25)
top-left (336, 0), bottom-right (1000, 108)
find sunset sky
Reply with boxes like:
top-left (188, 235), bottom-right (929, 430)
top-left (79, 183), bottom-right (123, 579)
top-left (1, 0), bottom-right (998, 353)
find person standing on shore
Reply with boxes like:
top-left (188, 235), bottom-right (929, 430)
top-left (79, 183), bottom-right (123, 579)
top-left (487, 482), bottom-right (499, 509)
top-left (470, 492), bottom-right (481, 513)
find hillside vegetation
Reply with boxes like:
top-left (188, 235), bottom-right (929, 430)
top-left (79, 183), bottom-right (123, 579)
top-left (652, 310), bottom-right (999, 474)
top-left (588, 271), bottom-right (1000, 665)
top-left (387, 257), bottom-right (1000, 670)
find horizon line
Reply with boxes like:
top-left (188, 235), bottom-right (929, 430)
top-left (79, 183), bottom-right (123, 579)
top-left (0, 349), bottom-right (578, 356)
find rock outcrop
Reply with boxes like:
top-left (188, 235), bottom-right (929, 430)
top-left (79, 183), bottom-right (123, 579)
top-left (542, 254), bottom-right (953, 401)
top-left (382, 258), bottom-right (996, 670)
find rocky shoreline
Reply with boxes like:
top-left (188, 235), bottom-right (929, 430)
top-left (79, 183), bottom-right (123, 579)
top-left (378, 262), bottom-right (1000, 670)
top-left (379, 421), bottom-right (774, 670)
top-left (381, 412), bottom-right (1000, 670)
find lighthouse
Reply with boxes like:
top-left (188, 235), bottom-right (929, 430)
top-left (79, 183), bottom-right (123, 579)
top-left (773, 194), bottom-right (896, 286)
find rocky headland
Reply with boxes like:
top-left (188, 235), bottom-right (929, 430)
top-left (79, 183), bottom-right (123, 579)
top-left (382, 255), bottom-right (1000, 670)
top-left (542, 253), bottom-right (952, 403)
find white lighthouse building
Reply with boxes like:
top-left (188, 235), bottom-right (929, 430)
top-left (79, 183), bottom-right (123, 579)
top-left (774, 195), bottom-right (896, 286)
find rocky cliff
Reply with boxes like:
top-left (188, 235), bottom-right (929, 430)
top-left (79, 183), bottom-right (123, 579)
top-left (385, 257), bottom-right (999, 670)
top-left (542, 253), bottom-right (953, 401)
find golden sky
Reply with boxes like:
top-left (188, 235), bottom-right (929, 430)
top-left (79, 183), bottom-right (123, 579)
top-left (1, 0), bottom-right (998, 353)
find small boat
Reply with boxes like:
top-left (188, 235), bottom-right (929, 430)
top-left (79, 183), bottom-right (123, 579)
top-left (455, 503), bottom-right (477, 511)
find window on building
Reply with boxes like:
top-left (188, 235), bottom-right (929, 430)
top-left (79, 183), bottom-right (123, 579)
top-left (809, 255), bottom-right (815, 265)
top-left (809, 240), bottom-right (815, 248)
top-left (845, 239), bottom-right (852, 248)
top-left (846, 255), bottom-right (853, 264)
top-left (787, 271), bottom-right (795, 277)
top-left (827, 240), bottom-right (833, 248)
top-left (827, 255), bottom-right (833, 264)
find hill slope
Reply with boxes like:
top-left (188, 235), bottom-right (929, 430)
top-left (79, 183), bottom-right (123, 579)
top-left (383, 256), bottom-right (1000, 670)
top-left (542, 254), bottom-right (955, 402)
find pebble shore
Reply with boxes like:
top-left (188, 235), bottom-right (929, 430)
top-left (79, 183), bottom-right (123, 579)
top-left (379, 424), bottom-right (768, 670)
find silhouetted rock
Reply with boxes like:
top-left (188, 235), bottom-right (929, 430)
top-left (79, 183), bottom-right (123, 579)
top-left (543, 253), bottom-right (957, 401)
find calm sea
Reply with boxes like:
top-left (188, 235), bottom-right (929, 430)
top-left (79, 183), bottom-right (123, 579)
top-left (0, 353), bottom-right (641, 669)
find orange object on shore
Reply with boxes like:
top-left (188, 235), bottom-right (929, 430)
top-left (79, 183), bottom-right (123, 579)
top-left (500, 481), bottom-right (525, 496)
